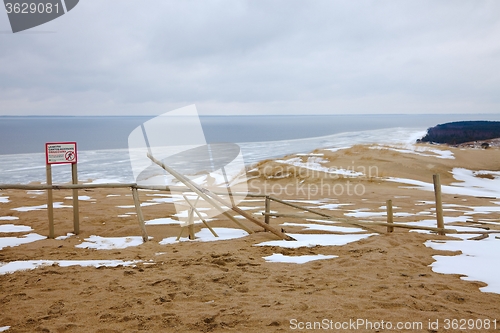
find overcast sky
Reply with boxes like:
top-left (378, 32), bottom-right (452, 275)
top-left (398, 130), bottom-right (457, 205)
top-left (1, 1), bottom-right (499, 116)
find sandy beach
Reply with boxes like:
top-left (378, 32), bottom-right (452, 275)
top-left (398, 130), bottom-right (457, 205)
top-left (1, 143), bottom-right (500, 332)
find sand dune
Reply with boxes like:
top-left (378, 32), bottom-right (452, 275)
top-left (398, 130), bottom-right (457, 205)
top-left (1, 143), bottom-right (500, 332)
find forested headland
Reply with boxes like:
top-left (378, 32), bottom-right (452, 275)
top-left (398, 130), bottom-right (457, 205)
top-left (419, 121), bottom-right (500, 145)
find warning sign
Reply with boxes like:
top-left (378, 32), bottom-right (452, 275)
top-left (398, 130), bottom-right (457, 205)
top-left (46, 142), bottom-right (78, 164)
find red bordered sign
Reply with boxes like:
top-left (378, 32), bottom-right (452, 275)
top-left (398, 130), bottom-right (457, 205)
top-left (45, 142), bottom-right (78, 165)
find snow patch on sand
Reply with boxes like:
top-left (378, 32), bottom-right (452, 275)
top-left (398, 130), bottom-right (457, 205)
top-left (0, 233), bottom-right (46, 250)
top-left (55, 233), bottom-right (74, 240)
top-left (75, 236), bottom-right (147, 250)
top-left (387, 168), bottom-right (500, 198)
top-left (281, 222), bottom-right (365, 233)
top-left (425, 235), bottom-right (500, 294)
top-left (370, 144), bottom-right (454, 159)
top-left (65, 196), bottom-right (93, 201)
top-left (148, 197), bottom-right (177, 203)
top-left (0, 260), bottom-right (140, 275)
top-left (160, 228), bottom-right (249, 244)
top-left (275, 157), bottom-right (363, 177)
top-left (0, 216), bottom-right (19, 221)
top-left (263, 253), bottom-right (337, 264)
top-left (116, 202), bottom-right (160, 208)
top-left (12, 202), bottom-right (72, 212)
top-left (0, 224), bottom-right (33, 233)
top-left (145, 217), bottom-right (181, 225)
top-left (316, 203), bottom-right (353, 210)
top-left (255, 233), bottom-right (376, 249)
top-left (27, 190), bottom-right (44, 195)
top-left (84, 178), bottom-right (122, 184)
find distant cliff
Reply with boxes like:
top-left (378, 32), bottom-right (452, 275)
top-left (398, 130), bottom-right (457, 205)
top-left (419, 121), bottom-right (500, 145)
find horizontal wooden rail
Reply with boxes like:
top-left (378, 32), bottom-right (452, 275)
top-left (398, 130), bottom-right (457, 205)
top-left (0, 183), bottom-right (267, 199)
top-left (0, 182), bottom-right (148, 241)
top-left (0, 183), bottom-right (136, 190)
top-left (263, 212), bottom-right (459, 234)
top-left (265, 196), bottom-right (380, 232)
top-left (136, 185), bottom-right (266, 197)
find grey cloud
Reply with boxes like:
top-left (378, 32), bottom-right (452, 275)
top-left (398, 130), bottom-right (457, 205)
top-left (0, 0), bottom-right (499, 115)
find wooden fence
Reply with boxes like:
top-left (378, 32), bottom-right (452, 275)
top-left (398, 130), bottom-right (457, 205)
top-left (1, 174), bottom-right (499, 242)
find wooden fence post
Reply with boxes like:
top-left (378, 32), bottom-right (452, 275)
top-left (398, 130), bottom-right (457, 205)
top-left (433, 174), bottom-right (445, 235)
top-left (264, 195), bottom-right (270, 226)
top-left (72, 163), bottom-right (80, 235)
top-left (386, 199), bottom-right (394, 233)
top-left (46, 164), bottom-right (54, 239)
top-left (131, 187), bottom-right (149, 242)
top-left (187, 207), bottom-right (195, 240)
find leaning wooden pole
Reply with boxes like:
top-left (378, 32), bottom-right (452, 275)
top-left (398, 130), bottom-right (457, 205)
top-left (433, 174), bottom-right (446, 235)
top-left (201, 188), bottom-right (297, 240)
top-left (182, 194), bottom-right (219, 238)
top-left (268, 196), bottom-right (331, 218)
top-left (147, 155), bottom-right (254, 235)
top-left (147, 153), bottom-right (295, 241)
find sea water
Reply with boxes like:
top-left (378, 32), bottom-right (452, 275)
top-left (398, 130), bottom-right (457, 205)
top-left (1, 113), bottom-right (500, 184)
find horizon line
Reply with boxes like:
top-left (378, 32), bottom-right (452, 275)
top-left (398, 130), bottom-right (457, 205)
top-left (1, 113), bottom-right (500, 117)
